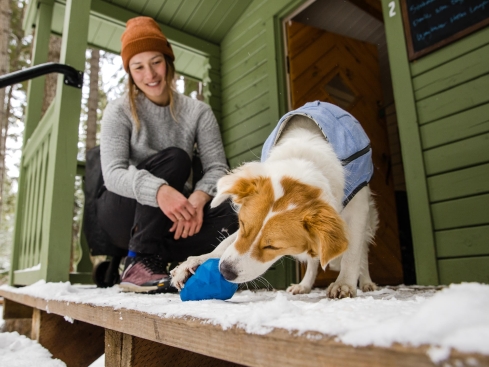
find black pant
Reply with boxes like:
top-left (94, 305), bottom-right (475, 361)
top-left (96, 147), bottom-right (238, 262)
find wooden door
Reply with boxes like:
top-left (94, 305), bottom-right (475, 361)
top-left (287, 21), bottom-right (403, 286)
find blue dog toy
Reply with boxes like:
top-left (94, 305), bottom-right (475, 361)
top-left (180, 259), bottom-right (238, 301)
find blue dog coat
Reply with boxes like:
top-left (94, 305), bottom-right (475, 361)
top-left (261, 101), bottom-right (373, 207)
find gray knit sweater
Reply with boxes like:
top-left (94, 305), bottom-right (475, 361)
top-left (100, 91), bottom-right (228, 207)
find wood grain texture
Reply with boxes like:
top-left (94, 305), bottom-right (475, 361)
top-left (420, 103), bottom-right (489, 149)
top-left (32, 308), bottom-right (105, 367)
top-left (435, 225), bottom-right (489, 258)
top-left (427, 163), bottom-right (489, 203)
top-left (412, 43), bottom-right (489, 100)
top-left (416, 74), bottom-right (489, 124)
top-left (424, 133), bottom-right (489, 176)
top-left (431, 194), bottom-right (489, 231)
top-left (1, 288), bottom-right (488, 367)
top-left (438, 256), bottom-right (489, 284)
top-left (106, 330), bottom-right (243, 367)
top-left (1, 296), bottom-right (33, 337)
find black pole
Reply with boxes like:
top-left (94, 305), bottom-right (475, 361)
top-left (0, 62), bottom-right (84, 89)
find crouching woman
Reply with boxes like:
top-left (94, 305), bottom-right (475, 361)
top-left (97, 16), bottom-right (238, 293)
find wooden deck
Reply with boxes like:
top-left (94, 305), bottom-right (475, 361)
top-left (1, 287), bottom-right (488, 367)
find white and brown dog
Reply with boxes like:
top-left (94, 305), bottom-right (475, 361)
top-left (171, 101), bottom-right (379, 298)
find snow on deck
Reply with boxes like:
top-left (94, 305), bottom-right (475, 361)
top-left (1, 281), bottom-right (488, 364)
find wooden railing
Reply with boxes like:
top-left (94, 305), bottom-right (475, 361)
top-left (7, 0), bottom-right (92, 286)
top-left (16, 103), bottom-right (55, 274)
top-left (10, 99), bottom-right (92, 285)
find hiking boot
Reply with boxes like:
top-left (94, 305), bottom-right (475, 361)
top-left (119, 255), bottom-right (178, 294)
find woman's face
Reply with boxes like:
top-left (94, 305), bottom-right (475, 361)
top-left (129, 51), bottom-right (169, 106)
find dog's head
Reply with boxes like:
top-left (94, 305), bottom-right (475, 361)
top-left (211, 162), bottom-right (348, 283)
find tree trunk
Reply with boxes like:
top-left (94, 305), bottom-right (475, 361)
top-left (86, 48), bottom-right (100, 153)
top-left (41, 34), bottom-right (61, 117)
top-left (0, 0), bottom-right (12, 224)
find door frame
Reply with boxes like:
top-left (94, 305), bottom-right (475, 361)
top-left (281, 0), bottom-right (316, 112)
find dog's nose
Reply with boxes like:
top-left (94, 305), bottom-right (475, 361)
top-left (219, 261), bottom-right (238, 281)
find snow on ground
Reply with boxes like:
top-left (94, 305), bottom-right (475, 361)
top-left (1, 282), bottom-right (489, 365)
top-left (0, 303), bottom-right (66, 367)
top-left (0, 303), bottom-right (103, 367)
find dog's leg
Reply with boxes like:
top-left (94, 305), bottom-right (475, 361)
top-left (358, 241), bottom-right (377, 292)
top-left (359, 193), bottom-right (378, 293)
top-left (170, 231), bottom-right (238, 290)
top-left (327, 189), bottom-right (370, 298)
top-left (287, 257), bottom-right (319, 295)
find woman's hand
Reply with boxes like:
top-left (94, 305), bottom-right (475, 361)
top-left (169, 190), bottom-right (211, 240)
top-left (156, 184), bottom-right (196, 223)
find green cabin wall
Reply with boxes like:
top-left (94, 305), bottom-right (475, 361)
top-left (218, 0), bottom-right (307, 289)
top-left (219, 0), bottom-right (304, 167)
top-left (382, 0), bottom-right (489, 285)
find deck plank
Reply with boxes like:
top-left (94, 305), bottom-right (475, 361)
top-left (1, 288), bottom-right (488, 367)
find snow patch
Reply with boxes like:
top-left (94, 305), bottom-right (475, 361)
top-left (0, 331), bottom-right (66, 367)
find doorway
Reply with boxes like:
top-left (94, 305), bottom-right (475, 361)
top-left (284, 0), bottom-right (414, 286)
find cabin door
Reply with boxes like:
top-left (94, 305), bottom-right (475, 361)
top-left (286, 21), bottom-right (403, 286)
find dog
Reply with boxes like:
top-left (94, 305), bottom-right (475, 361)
top-left (171, 101), bottom-right (379, 298)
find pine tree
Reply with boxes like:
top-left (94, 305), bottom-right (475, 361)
top-left (0, 0), bottom-right (11, 226)
top-left (86, 48), bottom-right (100, 153)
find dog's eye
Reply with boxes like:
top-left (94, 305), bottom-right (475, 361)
top-left (263, 245), bottom-right (279, 250)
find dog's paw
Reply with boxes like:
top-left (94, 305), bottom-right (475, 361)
top-left (286, 283), bottom-right (312, 295)
top-left (170, 257), bottom-right (202, 290)
top-left (360, 282), bottom-right (377, 293)
top-left (326, 282), bottom-right (357, 299)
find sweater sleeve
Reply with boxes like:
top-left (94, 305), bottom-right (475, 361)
top-left (194, 105), bottom-right (229, 197)
top-left (99, 99), bottom-right (167, 207)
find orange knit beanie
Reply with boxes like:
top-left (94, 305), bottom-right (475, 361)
top-left (121, 16), bottom-right (175, 72)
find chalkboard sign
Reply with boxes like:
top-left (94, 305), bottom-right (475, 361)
top-left (401, 0), bottom-right (489, 60)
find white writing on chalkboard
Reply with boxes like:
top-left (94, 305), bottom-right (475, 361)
top-left (405, 0), bottom-right (489, 55)
top-left (409, 0), bottom-right (436, 14)
top-left (470, 0), bottom-right (489, 12)
top-left (416, 23), bottom-right (447, 40)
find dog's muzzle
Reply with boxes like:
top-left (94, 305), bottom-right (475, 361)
top-left (219, 261), bottom-right (238, 281)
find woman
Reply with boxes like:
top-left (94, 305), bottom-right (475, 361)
top-left (97, 16), bottom-right (238, 293)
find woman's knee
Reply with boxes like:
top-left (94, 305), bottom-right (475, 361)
top-left (139, 147), bottom-right (191, 185)
top-left (164, 147), bottom-right (191, 166)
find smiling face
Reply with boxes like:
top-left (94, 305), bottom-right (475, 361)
top-left (216, 171), bottom-right (348, 283)
top-left (129, 51), bottom-right (169, 105)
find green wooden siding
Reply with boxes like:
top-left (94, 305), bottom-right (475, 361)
top-left (436, 226), bottom-right (489, 258)
top-left (383, 0), bottom-right (489, 285)
top-left (220, 0), bottom-right (271, 167)
top-left (427, 163), bottom-right (489, 203)
top-left (219, 0), bottom-right (306, 288)
top-left (438, 257), bottom-right (489, 284)
top-left (420, 103), bottom-right (489, 150)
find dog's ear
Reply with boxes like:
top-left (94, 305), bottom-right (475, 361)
top-left (211, 162), bottom-right (263, 208)
top-left (303, 201), bottom-right (348, 269)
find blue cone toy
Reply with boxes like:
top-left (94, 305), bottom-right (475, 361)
top-left (180, 258), bottom-right (239, 301)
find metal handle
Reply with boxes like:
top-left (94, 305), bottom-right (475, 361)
top-left (0, 62), bottom-right (84, 89)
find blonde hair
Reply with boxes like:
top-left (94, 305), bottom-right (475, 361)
top-left (128, 55), bottom-right (177, 130)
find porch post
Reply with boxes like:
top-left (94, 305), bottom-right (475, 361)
top-left (38, 0), bottom-right (91, 282)
top-left (381, 0), bottom-right (438, 284)
top-left (9, 0), bottom-right (54, 285)
top-left (23, 0), bottom-right (54, 140)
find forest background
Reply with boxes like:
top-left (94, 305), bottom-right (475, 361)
top-left (0, 0), bottom-right (201, 283)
